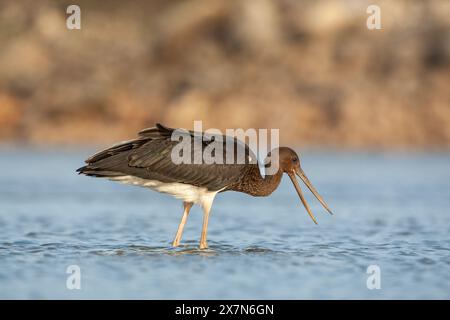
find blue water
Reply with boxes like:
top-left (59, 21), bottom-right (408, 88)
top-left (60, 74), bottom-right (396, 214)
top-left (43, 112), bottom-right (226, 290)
top-left (0, 148), bottom-right (449, 299)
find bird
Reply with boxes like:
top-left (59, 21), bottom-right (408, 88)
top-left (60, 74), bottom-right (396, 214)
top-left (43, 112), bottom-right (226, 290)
top-left (77, 123), bottom-right (332, 249)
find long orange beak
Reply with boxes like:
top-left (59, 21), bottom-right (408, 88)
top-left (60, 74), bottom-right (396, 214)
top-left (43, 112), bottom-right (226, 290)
top-left (288, 168), bottom-right (333, 224)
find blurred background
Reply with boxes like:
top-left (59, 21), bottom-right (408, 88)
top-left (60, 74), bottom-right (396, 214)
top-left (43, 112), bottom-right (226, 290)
top-left (1, 0), bottom-right (450, 149)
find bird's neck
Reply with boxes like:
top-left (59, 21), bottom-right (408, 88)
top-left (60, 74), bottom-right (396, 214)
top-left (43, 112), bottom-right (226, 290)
top-left (235, 165), bottom-right (283, 197)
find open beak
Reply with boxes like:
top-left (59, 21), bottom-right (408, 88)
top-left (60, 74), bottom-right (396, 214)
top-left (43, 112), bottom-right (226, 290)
top-left (288, 168), bottom-right (333, 225)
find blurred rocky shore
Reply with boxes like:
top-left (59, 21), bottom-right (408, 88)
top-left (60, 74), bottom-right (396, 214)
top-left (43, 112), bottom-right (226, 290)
top-left (0, 0), bottom-right (449, 149)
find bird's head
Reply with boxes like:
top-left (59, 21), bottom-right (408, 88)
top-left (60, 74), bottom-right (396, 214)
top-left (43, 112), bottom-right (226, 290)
top-left (267, 147), bottom-right (333, 224)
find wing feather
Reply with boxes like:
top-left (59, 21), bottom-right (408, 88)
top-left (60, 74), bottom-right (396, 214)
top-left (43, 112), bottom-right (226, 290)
top-left (77, 123), bottom-right (256, 191)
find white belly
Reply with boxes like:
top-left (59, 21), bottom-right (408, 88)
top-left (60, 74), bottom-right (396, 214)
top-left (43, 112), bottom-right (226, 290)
top-left (109, 175), bottom-right (220, 204)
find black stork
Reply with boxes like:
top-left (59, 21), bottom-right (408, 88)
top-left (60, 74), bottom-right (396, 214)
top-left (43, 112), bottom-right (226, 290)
top-left (77, 123), bottom-right (332, 249)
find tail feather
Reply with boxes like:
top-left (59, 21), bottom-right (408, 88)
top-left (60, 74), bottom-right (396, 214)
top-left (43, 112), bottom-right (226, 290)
top-left (76, 165), bottom-right (123, 178)
top-left (77, 123), bottom-right (172, 179)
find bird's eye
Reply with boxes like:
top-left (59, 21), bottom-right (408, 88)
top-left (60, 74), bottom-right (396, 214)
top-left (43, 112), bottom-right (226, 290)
top-left (292, 157), bottom-right (298, 163)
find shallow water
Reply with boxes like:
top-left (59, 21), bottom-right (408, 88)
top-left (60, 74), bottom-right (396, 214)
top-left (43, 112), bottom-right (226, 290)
top-left (0, 148), bottom-right (449, 299)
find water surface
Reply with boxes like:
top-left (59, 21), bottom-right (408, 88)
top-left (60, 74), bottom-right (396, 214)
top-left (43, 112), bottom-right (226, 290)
top-left (0, 149), bottom-right (449, 299)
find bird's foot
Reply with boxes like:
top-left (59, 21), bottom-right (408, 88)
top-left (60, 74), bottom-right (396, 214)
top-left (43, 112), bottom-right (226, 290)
top-left (199, 241), bottom-right (208, 250)
top-left (172, 238), bottom-right (180, 248)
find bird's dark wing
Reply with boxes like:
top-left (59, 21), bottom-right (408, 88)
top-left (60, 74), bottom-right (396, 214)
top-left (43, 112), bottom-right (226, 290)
top-left (77, 123), bottom-right (257, 191)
